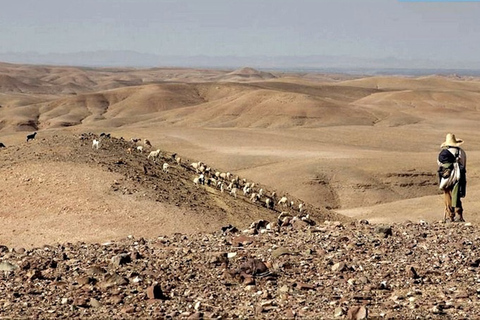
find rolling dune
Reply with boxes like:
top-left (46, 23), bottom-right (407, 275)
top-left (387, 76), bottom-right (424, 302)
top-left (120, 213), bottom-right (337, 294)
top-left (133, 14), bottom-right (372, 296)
top-left (1, 62), bottom-right (480, 248)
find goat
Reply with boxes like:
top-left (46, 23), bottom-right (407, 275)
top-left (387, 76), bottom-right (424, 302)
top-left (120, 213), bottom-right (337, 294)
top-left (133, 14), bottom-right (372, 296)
top-left (130, 138), bottom-right (141, 143)
top-left (92, 139), bottom-right (100, 150)
top-left (144, 139), bottom-right (152, 148)
top-left (147, 149), bottom-right (161, 161)
top-left (299, 203), bottom-right (305, 213)
top-left (162, 163), bottom-right (169, 173)
top-left (278, 196), bottom-right (288, 207)
top-left (250, 193), bottom-right (260, 203)
top-left (100, 133), bottom-right (110, 138)
top-left (191, 161), bottom-right (203, 173)
top-left (207, 177), bottom-right (217, 186)
top-left (170, 153), bottom-right (181, 165)
top-left (265, 198), bottom-right (274, 209)
top-left (0, 142), bottom-right (5, 148)
top-left (127, 147), bottom-right (133, 154)
top-left (137, 146), bottom-right (144, 153)
top-left (193, 174), bottom-right (205, 187)
top-left (230, 187), bottom-right (238, 198)
top-left (26, 132), bottom-right (37, 142)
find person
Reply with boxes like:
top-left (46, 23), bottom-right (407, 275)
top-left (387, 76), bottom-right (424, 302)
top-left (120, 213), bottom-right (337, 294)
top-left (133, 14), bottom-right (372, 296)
top-left (437, 133), bottom-right (467, 222)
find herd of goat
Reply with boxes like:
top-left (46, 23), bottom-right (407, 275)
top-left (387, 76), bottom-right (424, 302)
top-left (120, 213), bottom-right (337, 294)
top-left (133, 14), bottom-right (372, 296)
top-left (90, 133), bottom-right (306, 215)
top-left (0, 131), bottom-right (37, 148)
top-left (1, 131), bottom-right (307, 215)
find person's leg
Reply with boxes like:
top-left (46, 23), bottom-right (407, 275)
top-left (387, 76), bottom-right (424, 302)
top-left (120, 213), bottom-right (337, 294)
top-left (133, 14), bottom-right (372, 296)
top-left (444, 189), bottom-right (455, 222)
top-left (455, 198), bottom-right (464, 222)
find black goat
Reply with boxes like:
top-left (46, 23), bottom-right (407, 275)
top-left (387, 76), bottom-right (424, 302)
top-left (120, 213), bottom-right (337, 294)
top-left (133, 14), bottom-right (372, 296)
top-left (26, 132), bottom-right (37, 142)
top-left (0, 142), bottom-right (5, 148)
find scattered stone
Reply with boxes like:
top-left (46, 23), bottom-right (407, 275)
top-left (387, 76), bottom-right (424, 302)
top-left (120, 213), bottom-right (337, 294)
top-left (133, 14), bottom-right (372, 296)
top-left (409, 266), bottom-right (420, 279)
top-left (375, 225), bottom-right (393, 238)
top-left (110, 295), bottom-right (124, 305)
top-left (147, 283), bottom-right (167, 300)
top-left (295, 282), bottom-right (316, 290)
top-left (0, 215), bottom-right (479, 319)
top-left (271, 247), bottom-right (292, 259)
top-left (285, 309), bottom-right (295, 319)
top-left (121, 306), bottom-right (135, 314)
top-left (111, 253), bottom-right (132, 266)
top-left (332, 262), bottom-right (347, 272)
top-left (0, 261), bottom-right (18, 271)
top-left (86, 266), bottom-right (107, 277)
top-left (77, 275), bottom-right (93, 285)
top-left (14, 248), bottom-right (26, 254)
top-left (347, 306), bottom-right (368, 320)
top-left (231, 235), bottom-right (255, 247)
top-left (89, 298), bottom-right (102, 308)
top-left (73, 297), bottom-right (88, 308)
top-left (334, 307), bottom-right (344, 318)
top-left (100, 273), bottom-right (129, 288)
top-left (187, 312), bottom-right (203, 320)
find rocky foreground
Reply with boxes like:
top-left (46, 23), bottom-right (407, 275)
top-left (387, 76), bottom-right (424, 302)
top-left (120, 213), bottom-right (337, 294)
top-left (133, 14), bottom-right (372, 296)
top-left (0, 218), bottom-right (479, 319)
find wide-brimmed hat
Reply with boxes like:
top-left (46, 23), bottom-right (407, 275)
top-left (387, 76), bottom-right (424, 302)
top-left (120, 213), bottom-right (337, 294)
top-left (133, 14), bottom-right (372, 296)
top-left (441, 133), bottom-right (464, 148)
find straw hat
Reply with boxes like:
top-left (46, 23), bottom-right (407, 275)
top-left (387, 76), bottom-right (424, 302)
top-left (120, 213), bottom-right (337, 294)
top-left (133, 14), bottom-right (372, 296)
top-left (441, 133), bottom-right (464, 148)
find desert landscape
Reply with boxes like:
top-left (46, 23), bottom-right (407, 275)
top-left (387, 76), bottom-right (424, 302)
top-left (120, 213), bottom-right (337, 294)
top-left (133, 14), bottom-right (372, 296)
top-left (1, 62), bottom-right (480, 318)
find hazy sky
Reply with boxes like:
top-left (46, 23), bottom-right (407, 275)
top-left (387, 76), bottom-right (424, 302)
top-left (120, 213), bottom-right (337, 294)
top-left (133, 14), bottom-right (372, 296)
top-left (1, 0), bottom-right (480, 65)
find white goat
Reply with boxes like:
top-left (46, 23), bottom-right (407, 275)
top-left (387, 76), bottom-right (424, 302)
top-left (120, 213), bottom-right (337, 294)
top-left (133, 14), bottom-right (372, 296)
top-left (278, 196), bottom-right (288, 207)
top-left (162, 163), bottom-right (169, 173)
top-left (92, 139), bottom-right (100, 150)
top-left (230, 187), bottom-right (238, 198)
top-left (193, 174), bottom-right (205, 187)
top-left (137, 145), bottom-right (144, 153)
top-left (265, 198), bottom-right (274, 209)
top-left (148, 149), bottom-right (161, 161)
top-left (207, 177), bottom-right (217, 186)
top-left (299, 203), bottom-right (305, 213)
top-left (193, 177), bottom-right (200, 187)
top-left (191, 161), bottom-right (203, 173)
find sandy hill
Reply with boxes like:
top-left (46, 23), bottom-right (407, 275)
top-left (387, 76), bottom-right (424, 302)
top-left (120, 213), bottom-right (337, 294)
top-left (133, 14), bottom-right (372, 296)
top-left (223, 67), bottom-right (277, 81)
top-left (0, 132), bottom-right (344, 249)
top-left (337, 74), bottom-right (480, 92)
top-left (0, 81), bottom-right (381, 131)
top-left (0, 74), bottom-right (41, 93)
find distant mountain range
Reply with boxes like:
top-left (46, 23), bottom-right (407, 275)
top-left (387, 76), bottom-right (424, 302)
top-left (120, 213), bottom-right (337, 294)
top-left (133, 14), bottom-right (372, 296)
top-left (1, 50), bottom-right (480, 76)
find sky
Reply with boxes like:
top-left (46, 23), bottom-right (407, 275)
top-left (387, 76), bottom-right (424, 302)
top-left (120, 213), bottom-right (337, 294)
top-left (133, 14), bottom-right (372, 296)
top-left (1, 0), bottom-right (480, 68)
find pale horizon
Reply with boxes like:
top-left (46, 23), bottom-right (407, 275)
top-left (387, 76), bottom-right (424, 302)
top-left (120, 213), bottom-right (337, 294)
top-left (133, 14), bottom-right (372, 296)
top-left (1, 0), bottom-right (480, 69)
